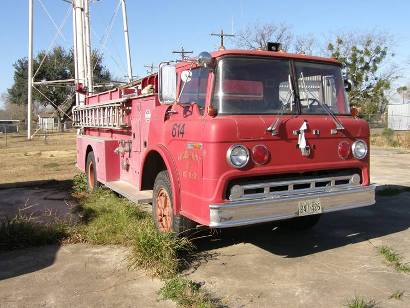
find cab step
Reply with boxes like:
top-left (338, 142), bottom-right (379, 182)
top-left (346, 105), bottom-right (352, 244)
top-left (104, 180), bottom-right (153, 206)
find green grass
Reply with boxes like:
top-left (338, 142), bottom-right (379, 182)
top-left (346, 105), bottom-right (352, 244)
top-left (128, 219), bottom-right (193, 278)
top-left (72, 173), bottom-right (88, 194)
top-left (378, 246), bottom-right (410, 273)
top-left (0, 214), bottom-right (69, 251)
top-left (389, 290), bottom-right (404, 300)
top-left (345, 296), bottom-right (378, 308)
top-left (159, 276), bottom-right (218, 308)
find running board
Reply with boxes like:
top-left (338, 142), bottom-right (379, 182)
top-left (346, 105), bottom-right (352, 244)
top-left (104, 180), bottom-right (153, 205)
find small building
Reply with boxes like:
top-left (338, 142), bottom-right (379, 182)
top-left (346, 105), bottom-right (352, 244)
top-left (38, 112), bottom-right (59, 131)
top-left (0, 120), bottom-right (20, 133)
top-left (388, 103), bottom-right (410, 131)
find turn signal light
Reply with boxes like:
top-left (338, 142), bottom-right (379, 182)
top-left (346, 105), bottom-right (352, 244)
top-left (338, 141), bottom-right (351, 160)
top-left (252, 145), bottom-right (270, 165)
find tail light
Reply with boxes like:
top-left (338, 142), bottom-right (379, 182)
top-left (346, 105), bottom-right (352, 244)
top-left (252, 145), bottom-right (270, 165)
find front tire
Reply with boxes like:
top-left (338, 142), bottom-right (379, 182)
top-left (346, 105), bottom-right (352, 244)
top-left (86, 151), bottom-right (98, 192)
top-left (152, 170), bottom-right (195, 234)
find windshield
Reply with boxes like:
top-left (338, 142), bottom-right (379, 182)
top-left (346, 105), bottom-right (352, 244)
top-left (211, 58), bottom-right (296, 115)
top-left (295, 61), bottom-right (350, 115)
top-left (211, 57), bottom-right (350, 115)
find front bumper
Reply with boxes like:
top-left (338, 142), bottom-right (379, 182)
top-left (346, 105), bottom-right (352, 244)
top-left (209, 184), bottom-right (376, 228)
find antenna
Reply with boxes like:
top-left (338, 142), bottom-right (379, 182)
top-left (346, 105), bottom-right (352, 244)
top-left (172, 46), bottom-right (193, 60)
top-left (144, 63), bottom-right (155, 74)
top-left (210, 29), bottom-right (235, 50)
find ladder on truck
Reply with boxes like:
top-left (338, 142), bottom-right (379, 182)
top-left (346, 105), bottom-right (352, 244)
top-left (72, 98), bottom-right (130, 129)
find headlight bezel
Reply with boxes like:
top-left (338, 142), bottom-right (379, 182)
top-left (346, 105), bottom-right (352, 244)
top-left (226, 144), bottom-right (250, 168)
top-left (351, 139), bottom-right (368, 160)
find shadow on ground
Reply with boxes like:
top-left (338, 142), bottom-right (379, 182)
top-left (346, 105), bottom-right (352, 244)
top-left (193, 188), bottom-right (410, 259)
top-left (0, 245), bottom-right (60, 281)
top-left (0, 180), bottom-right (74, 281)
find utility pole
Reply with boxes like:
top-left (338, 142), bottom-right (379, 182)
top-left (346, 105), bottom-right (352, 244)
top-left (73, 0), bottom-right (86, 105)
top-left (211, 29), bottom-right (235, 50)
top-left (144, 63), bottom-right (155, 75)
top-left (120, 0), bottom-right (133, 83)
top-left (172, 47), bottom-right (193, 60)
top-left (27, 0), bottom-right (33, 140)
top-left (84, 0), bottom-right (93, 93)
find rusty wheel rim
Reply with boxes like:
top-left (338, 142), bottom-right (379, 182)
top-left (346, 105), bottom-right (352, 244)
top-left (88, 160), bottom-right (95, 190)
top-left (156, 188), bottom-right (172, 232)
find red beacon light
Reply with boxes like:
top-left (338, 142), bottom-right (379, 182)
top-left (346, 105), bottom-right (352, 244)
top-left (252, 145), bottom-right (270, 165)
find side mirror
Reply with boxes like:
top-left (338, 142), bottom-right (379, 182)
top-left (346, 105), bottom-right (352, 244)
top-left (344, 79), bottom-right (353, 92)
top-left (197, 51), bottom-right (214, 68)
top-left (158, 63), bottom-right (177, 104)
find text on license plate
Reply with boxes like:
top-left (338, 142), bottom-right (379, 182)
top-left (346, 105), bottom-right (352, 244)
top-left (298, 198), bottom-right (322, 216)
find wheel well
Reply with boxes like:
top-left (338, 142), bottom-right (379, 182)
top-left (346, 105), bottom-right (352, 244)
top-left (85, 145), bottom-right (93, 167)
top-left (141, 151), bottom-right (167, 190)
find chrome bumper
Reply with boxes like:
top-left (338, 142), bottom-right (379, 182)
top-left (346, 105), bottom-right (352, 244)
top-left (209, 185), bottom-right (376, 228)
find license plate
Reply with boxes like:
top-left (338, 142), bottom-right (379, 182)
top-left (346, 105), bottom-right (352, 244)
top-left (298, 198), bottom-right (322, 216)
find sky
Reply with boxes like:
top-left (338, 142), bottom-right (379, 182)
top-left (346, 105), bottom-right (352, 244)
top-left (0, 0), bottom-right (409, 108)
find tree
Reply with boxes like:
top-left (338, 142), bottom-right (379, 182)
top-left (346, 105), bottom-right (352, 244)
top-left (293, 34), bottom-right (317, 55)
top-left (327, 33), bottom-right (397, 114)
top-left (235, 22), bottom-right (293, 51)
top-left (7, 46), bottom-right (111, 130)
top-left (397, 86), bottom-right (408, 103)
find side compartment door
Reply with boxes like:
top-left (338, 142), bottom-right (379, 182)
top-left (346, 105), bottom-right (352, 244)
top-left (130, 101), bottom-right (141, 185)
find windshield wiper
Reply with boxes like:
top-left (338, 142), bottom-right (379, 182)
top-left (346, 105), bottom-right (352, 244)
top-left (266, 74), bottom-right (294, 135)
top-left (299, 72), bottom-right (345, 132)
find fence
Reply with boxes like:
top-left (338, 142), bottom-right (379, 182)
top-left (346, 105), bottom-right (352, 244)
top-left (362, 114), bottom-right (387, 129)
top-left (388, 104), bottom-right (410, 131)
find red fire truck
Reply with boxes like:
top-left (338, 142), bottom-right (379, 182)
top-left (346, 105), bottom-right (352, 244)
top-left (73, 46), bottom-right (375, 233)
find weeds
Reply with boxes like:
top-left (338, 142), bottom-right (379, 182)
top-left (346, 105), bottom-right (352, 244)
top-left (0, 214), bottom-right (69, 251)
top-left (159, 276), bottom-right (218, 308)
top-left (72, 173), bottom-right (88, 195)
top-left (71, 189), bottom-right (147, 245)
top-left (345, 296), bottom-right (377, 308)
top-left (129, 219), bottom-right (193, 278)
top-left (378, 246), bottom-right (410, 273)
top-left (389, 290), bottom-right (404, 300)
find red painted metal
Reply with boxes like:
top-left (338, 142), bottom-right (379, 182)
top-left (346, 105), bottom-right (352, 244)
top-left (76, 49), bottom-right (371, 227)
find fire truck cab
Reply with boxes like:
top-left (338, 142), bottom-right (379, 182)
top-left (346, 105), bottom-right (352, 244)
top-left (74, 48), bottom-right (375, 233)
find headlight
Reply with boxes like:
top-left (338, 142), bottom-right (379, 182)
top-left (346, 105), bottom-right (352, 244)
top-left (227, 145), bottom-right (249, 168)
top-left (351, 140), bottom-right (368, 159)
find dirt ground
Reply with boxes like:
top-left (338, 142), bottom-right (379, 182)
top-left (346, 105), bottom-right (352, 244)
top-left (1, 139), bottom-right (410, 307)
top-left (0, 132), bottom-right (77, 185)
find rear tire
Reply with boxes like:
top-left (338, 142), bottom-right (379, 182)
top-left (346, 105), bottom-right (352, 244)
top-left (152, 170), bottom-right (195, 234)
top-left (281, 214), bottom-right (321, 231)
top-left (86, 151), bottom-right (98, 192)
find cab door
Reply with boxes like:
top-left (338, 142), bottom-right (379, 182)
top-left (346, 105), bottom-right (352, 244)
top-left (163, 67), bottom-right (210, 218)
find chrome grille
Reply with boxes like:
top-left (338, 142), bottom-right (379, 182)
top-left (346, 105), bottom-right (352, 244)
top-left (229, 173), bottom-right (361, 201)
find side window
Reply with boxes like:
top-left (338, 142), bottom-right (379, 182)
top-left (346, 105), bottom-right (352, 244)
top-left (179, 68), bottom-right (209, 110)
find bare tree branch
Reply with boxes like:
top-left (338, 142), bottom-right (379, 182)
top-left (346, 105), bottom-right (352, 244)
top-left (235, 22), bottom-right (293, 51)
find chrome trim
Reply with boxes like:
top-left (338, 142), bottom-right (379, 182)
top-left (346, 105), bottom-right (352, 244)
top-left (229, 174), bottom-right (360, 201)
top-left (210, 184), bottom-right (376, 228)
top-left (226, 144), bottom-right (250, 169)
top-left (352, 139), bottom-right (368, 159)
